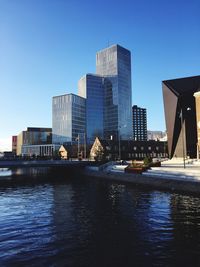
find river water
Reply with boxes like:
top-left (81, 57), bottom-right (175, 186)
top-left (0, 171), bottom-right (200, 266)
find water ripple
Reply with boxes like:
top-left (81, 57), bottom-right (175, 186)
top-left (0, 178), bottom-right (200, 266)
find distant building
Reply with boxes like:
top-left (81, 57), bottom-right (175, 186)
top-left (90, 137), bottom-right (168, 161)
top-left (17, 127), bottom-right (52, 155)
top-left (12, 136), bottom-right (17, 154)
top-left (147, 131), bottom-right (166, 141)
top-left (132, 105), bottom-right (147, 141)
top-left (21, 144), bottom-right (60, 157)
top-left (162, 75), bottom-right (200, 158)
top-left (52, 93), bottom-right (86, 145)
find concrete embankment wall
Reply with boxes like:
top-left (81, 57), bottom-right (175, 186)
top-left (84, 170), bottom-right (200, 195)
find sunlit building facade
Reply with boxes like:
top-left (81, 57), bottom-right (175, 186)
top-left (96, 44), bottom-right (132, 140)
top-left (12, 136), bottom-right (17, 154)
top-left (193, 91), bottom-right (200, 158)
top-left (78, 74), bottom-right (104, 143)
top-left (52, 93), bottom-right (86, 144)
top-left (21, 144), bottom-right (60, 157)
top-left (147, 131), bottom-right (167, 141)
top-left (16, 127), bottom-right (52, 155)
top-left (53, 44), bottom-right (133, 147)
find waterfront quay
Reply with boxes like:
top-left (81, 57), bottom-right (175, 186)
top-left (0, 159), bottom-right (88, 168)
top-left (1, 158), bottom-right (200, 195)
top-left (85, 159), bottom-right (200, 195)
top-left (0, 160), bottom-right (89, 185)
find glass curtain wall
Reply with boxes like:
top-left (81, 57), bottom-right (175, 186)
top-left (52, 94), bottom-right (86, 144)
top-left (78, 74), bottom-right (104, 144)
top-left (96, 44), bottom-right (132, 140)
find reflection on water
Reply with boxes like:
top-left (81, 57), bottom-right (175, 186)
top-left (0, 168), bottom-right (12, 177)
top-left (0, 174), bottom-right (200, 266)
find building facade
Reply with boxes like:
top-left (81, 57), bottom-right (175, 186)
top-left (193, 91), bottom-right (200, 159)
top-left (52, 44), bottom-right (133, 147)
top-left (132, 105), bottom-right (147, 141)
top-left (21, 144), bottom-right (60, 157)
top-left (96, 44), bottom-right (132, 140)
top-left (147, 131), bottom-right (166, 141)
top-left (52, 93), bottom-right (86, 145)
top-left (78, 74), bottom-right (104, 143)
top-left (162, 75), bottom-right (200, 158)
top-left (90, 137), bottom-right (168, 161)
top-left (12, 136), bottom-right (17, 154)
top-left (17, 127), bottom-right (52, 155)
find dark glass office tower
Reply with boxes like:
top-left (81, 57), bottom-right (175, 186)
top-left (132, 105), bottom-right (147, 141)
top-left (96, 44), bottom-right (132, 140)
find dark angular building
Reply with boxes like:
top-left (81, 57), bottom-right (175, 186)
top-left (162, 75), bottom-right (200, 159)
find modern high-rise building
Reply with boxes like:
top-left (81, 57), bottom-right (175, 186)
top-left (78, 74), bottom-right (104, 143)
top-left (52, 44), bottom-right (133, 147)
top-left (52, 93), bottom-right (86, 145)
top-left (96, 44), bottom-right (132, 140)
top-left (162, 75), bottom-right (200, 159)
top-left (132, 105), bottom-right (147, 141)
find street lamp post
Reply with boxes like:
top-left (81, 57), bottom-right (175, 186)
top-left (77, 133), bottom-right (86, 160)
top-left (193, 92), bottom-right (200, 161)
top-left (118, 132), bottom-right (121, 161)
top-left (180, 109), bottom-right (186, 168)
top-left (118, 124), bottom-right (127, 161)
top-left (84, 132), bottom-right (87, 159)
top-left (179, 107), bottom-right (191, 168)
top-left (197, 122), bottom-right (200, 161)
top-left (77, 134), bottom-right (80, 160)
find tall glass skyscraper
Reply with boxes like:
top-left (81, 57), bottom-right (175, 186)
top-left (96, 44), bottom-right (132, 140)
top-left (52, 44), bottom-right (132, 147)
top-left (52, 94), bottom-right (86, 144)
top-left (78, 74), bottom-right (104, 143)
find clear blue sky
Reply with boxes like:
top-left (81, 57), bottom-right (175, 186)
top-left (0, 0), bottom-right (200, 151)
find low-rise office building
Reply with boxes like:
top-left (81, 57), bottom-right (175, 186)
top-left (90, 137), bottom-right (168, 161)
top-left (21, 144), bottom-right (60, 157)
top-left (17, 127), bottom-right (52, 155)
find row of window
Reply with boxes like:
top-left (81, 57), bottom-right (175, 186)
top-left (108, 145), bottom-right (162, 151)
top-left (126, 153), bottom-right (167, 158)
